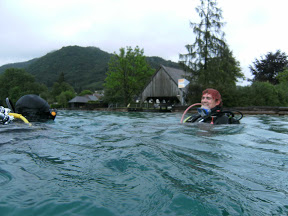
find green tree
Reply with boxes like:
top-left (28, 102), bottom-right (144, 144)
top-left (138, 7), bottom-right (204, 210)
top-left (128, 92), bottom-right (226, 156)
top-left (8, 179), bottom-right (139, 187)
top-left (0, 68), bottom-right (47, 103)
top-left (51, 81), bottom-right (75, 100)
top-left (58, 72), bottom-right (65, 83)
top-left (79, 89), bottom-right (93, 96)
top-left (276, 67), bottom-right (288, 83)
top-left (275, 82), bottom-right (288, 106)
top-left (250, 50), bottom-right (288, 85)
top-left (104, 46), bottom-right (154, 105)
top-left (180, 0), bottom-right (243, 103)
top-left (232, 86), bottom-right (252, 107)
top-left (249, 82), bottom-right (280, 106)
top-left (180, 0), bottom-right (226, 76)
top-left (275, 68), bottom-right (288, 106)
top-left (231, 81), bottom-right (288, 107)
top-left (56, 90), bottom-right (75, 108)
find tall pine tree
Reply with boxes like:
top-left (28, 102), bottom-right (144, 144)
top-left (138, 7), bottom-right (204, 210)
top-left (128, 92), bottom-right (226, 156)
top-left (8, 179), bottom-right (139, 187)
top-left (180, 0), bottom-right (243, 103)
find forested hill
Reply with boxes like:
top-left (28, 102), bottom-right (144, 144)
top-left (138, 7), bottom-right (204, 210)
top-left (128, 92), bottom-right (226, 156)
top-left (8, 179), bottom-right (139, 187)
top-left (0, 58), bottom-right (39, 73)
top-left (0, 46), bottom-right (180, 91)
top-left (28, 46), bottom-right (113, 91)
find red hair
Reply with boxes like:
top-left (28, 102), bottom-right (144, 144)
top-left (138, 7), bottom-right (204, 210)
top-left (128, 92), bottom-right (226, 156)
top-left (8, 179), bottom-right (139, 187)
top-left (202, 88), bottom-right (222, 106)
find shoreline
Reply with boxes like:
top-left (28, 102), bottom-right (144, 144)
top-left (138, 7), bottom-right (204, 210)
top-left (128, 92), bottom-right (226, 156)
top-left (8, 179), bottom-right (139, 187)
top-left (65, 106), bottom-right (288, 115)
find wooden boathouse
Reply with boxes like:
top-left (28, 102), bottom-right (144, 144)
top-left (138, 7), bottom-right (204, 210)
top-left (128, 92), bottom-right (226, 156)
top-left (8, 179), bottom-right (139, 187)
top-left (140, 65), bottom-right (190, 106)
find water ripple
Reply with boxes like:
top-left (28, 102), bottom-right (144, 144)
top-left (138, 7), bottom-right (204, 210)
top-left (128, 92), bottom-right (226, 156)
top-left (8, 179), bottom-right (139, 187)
top-left (0, 168), bottom-right (12, 186)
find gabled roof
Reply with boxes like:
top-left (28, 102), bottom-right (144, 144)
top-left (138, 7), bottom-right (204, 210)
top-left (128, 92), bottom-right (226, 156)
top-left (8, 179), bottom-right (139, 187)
top-left (140, 65), bottom-right (191, 105)
top-left (142, 65), bottom-right (190, 89)
top-left (69, 95), bottom-right (99, 103)
top-left (161, 65), bottom-right (189, 85)
top-left (86, 95), bottom-right (98, 101)
top-left (140, 65), bottom-right (191, 93)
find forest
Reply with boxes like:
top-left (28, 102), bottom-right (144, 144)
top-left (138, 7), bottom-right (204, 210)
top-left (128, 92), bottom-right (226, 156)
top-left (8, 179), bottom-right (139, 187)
top-left (0, 47), bottom-right (287, 109)
top-left (0, 46), bottom-right (180, 108)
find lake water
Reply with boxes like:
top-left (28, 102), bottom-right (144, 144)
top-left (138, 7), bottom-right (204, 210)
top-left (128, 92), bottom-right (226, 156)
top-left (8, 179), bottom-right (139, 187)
top-left (1, 110), bottom-right (288, 216)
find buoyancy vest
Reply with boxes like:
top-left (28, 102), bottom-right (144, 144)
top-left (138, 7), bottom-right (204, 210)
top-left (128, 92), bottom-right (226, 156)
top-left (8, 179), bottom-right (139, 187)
top-left (184, 106), bottom-right (241, 125)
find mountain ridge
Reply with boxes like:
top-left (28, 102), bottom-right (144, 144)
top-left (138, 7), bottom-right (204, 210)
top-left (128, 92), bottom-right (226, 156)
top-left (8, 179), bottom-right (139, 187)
top-left (0, 46), bottom-right (181, 91)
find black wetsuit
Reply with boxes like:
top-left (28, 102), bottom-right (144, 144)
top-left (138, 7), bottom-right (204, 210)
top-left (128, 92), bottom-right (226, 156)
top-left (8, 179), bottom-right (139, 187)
top-left (185, 106), bottom-right (240, 125)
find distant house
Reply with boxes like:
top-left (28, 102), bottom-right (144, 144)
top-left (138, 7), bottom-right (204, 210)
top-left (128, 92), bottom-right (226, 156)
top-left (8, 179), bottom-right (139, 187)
top-left (69, 94), bottom-right (99, 108)
top-left (140, 65), bottom-right (190, 105)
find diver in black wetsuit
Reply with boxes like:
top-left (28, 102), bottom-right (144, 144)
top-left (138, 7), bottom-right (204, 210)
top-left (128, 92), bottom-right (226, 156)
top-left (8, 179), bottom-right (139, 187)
top-left (15, 94), bottom-right (57, 122)
top-left (185, 88), bottom-right (242, 124)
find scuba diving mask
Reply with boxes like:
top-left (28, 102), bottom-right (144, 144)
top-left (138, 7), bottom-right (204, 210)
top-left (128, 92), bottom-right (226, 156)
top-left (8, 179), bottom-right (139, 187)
top-left (197, 107), bottom-right (211, 117)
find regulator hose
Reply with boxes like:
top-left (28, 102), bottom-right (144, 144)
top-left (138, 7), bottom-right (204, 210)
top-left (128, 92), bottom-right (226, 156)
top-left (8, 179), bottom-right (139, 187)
top-left (9, 113), bottom-right (32, 126)
top-left (180, 103), bottom-right (202, 123)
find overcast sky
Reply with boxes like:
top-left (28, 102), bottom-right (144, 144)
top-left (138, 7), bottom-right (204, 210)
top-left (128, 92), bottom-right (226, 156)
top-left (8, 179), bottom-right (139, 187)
top-left (1, 0), bottom-right (287, 85)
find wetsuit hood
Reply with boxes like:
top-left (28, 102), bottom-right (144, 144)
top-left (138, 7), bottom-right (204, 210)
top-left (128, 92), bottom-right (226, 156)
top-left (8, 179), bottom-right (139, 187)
top-left (15, 94), bottom-right (56, 122)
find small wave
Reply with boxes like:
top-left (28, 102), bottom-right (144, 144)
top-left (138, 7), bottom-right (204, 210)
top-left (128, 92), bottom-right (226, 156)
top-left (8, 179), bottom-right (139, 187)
top-left (0, 169), bottom-right (12, 186)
